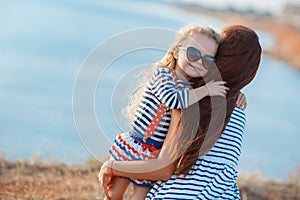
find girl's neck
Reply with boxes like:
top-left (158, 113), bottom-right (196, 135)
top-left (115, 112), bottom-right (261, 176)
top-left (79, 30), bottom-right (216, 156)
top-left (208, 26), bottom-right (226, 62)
top-left (174, 67), bottom-right (191, 82)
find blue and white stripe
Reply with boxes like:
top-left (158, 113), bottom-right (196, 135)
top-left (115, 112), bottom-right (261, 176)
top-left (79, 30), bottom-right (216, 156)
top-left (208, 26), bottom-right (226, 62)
top-left (146, 108), bottom-right (246, 199)
top-left (132, 67), bottom-right (189, 143)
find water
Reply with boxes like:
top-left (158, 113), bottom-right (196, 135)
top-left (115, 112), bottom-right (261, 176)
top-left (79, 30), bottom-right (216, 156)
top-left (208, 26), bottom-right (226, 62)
top-left (1, 0), bottom-right (299, 182)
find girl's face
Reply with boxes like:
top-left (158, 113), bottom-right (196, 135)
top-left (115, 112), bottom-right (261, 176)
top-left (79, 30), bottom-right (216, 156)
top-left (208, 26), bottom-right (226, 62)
top-left (175, 32), bottom-right (219, 80)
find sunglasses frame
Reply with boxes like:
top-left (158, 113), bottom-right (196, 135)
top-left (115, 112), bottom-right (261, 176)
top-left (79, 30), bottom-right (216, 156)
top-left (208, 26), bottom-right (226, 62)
top-left (178, 46), bottom-right (216, 63)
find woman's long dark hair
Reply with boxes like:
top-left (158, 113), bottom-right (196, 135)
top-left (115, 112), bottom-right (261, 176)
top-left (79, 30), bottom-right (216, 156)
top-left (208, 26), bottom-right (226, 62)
top-left (170, 25), bottom-right (262, 175)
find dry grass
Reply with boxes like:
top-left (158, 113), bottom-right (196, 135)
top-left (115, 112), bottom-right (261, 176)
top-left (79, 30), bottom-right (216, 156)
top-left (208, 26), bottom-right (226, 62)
top-left (237, 169), bottom-right (300, 200)
top-left (1, 157), bottom-right (299, 200)
top-left (0, 158), bottom-right (103, 200)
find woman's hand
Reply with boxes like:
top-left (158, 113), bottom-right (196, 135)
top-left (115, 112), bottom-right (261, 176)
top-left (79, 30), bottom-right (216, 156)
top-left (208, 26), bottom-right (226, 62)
top-left (98, 160), bottom-right (113, 199)
top-left (236, 92), bottom-right (247, 109)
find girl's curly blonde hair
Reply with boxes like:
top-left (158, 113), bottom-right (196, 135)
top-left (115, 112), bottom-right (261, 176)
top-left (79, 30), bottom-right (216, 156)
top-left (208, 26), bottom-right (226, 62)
top-left (123, 25), bottom-right (223, 124)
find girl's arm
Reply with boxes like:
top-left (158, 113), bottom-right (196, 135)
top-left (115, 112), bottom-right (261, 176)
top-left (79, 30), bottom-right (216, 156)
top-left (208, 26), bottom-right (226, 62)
top-left (236, 91), bottom-right (247, 109)
top-left (98, 109), bottom-right (181, 187)
top-left (151, 68), bottom-right (228, 108)
top-left (188, 80), bottom-right (228, 106)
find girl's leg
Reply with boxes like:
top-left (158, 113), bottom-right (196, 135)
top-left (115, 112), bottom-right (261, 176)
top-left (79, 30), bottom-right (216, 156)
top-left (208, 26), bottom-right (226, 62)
top-left (107, 176), bottom-right (130, 200)
top-left (131, 185), bottom-right (151, 200)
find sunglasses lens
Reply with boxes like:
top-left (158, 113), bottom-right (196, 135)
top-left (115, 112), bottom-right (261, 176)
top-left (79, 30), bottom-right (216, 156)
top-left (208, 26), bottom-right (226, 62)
top-left (187, 47), bottom-right (201, 62)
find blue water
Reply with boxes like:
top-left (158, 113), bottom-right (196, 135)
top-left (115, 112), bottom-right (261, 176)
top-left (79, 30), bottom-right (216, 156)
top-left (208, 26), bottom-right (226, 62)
top-left (1, 0), bottom-right (299, 181)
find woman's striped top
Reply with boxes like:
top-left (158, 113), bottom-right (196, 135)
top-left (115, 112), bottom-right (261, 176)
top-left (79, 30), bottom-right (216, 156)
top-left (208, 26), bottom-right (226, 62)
top-left (146, 108), bottom-right (246, 199)
top-left (132, 67), bottom-right (189, 143)
top-left (205, 108), bottom-right (246, 168)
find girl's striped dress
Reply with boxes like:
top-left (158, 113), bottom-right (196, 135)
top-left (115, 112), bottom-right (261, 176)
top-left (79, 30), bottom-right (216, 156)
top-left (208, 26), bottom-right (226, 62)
top-left (146, 107), bottom-right (246, 199)
top-left (109, 67), bottom-right (190, 186)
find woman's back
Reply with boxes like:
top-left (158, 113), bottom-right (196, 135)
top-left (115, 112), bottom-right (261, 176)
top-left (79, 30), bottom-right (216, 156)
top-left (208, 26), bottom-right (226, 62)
top-left (205, 108), bottom-right (245, 168)
top-left (146, 107), bottom-right (245, 200)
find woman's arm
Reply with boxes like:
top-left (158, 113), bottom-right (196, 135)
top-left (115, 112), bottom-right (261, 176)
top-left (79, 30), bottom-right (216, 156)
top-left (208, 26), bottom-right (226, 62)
top-left (98, 109), bottom-right (181, 186)
top-left (98, 92), bottom-right (247, 180)
top-left (102, 154), bottom-right (175, 181)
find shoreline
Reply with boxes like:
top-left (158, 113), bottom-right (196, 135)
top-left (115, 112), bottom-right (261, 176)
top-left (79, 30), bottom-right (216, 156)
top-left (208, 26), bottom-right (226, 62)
top-left (176, 5), bottom-right (300, 71)
top-left (219, 13), bottom-right (300, 71)
top-left (1, 158), bottom-right (299, 199)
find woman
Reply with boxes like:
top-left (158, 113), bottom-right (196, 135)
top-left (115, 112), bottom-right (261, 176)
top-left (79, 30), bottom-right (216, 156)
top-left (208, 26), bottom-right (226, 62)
top-left (104, 25), bottom-right (227, 200)
top-left (99, 25), bottom-right (261, 199)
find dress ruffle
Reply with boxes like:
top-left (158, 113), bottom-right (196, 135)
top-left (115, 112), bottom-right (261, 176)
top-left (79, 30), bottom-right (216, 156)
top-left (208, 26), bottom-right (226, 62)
top-left (109, 132), bottom-right (159, 187)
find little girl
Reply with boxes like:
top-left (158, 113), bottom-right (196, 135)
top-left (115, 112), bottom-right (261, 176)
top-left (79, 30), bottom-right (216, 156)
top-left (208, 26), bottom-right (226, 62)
top-left (105, 25), bottom-right (226, 199)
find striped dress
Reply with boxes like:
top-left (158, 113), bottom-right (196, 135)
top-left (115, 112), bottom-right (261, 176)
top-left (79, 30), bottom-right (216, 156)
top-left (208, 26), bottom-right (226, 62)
top-left (109, 67), bottom-right (190, 186)
top-left (146, 108), bottom-right (246, 199)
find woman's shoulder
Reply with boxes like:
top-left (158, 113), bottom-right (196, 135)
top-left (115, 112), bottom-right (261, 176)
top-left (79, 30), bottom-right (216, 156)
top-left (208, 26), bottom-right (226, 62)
top-left (233, 107), bottom-right (245, 115)
top-left (232, 107), bottom-right (246, 122)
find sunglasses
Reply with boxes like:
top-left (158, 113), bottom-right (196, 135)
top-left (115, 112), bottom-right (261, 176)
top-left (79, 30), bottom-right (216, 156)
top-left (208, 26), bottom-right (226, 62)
top-left (179, 46), bottom-right (216, 63)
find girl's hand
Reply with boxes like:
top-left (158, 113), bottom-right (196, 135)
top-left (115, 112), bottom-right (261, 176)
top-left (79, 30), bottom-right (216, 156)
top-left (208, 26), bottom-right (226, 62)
top-left (236, 92), bottom-right (247, 109)
top-left (204, 80), bottom-right (229, 97)
top-left (98, 160), bottom-right (113, 199)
